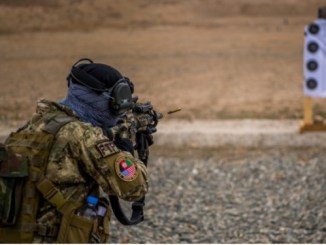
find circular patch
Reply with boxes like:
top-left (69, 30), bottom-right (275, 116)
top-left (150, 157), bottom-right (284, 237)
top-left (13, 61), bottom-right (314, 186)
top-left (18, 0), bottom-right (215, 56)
top-left (115, 156), bottom-right (138, 181)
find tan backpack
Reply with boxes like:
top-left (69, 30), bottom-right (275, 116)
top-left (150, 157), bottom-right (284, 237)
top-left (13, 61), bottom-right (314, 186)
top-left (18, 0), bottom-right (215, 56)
top-left (0, 115), bottom-right (80, 243)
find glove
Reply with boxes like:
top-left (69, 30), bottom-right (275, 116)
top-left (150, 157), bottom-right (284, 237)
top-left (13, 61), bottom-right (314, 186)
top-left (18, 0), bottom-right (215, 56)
top-left (104, 120), bottom-right (132, 141)
top-left (114, 138), bottom-right (134, 156)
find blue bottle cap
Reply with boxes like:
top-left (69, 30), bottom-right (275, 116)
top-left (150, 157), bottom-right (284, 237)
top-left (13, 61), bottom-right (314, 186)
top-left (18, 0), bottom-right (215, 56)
top-left (86, 195), bottom-right (99, 205)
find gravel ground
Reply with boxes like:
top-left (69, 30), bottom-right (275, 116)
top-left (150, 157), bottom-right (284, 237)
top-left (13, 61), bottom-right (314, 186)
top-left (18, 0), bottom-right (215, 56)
top-left (109, 146), bottom-right (326, 243)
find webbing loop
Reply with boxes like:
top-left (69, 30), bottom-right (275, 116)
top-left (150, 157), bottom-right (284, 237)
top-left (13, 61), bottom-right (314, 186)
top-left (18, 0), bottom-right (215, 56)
top-left (36, 177), bottom-right (66, 211)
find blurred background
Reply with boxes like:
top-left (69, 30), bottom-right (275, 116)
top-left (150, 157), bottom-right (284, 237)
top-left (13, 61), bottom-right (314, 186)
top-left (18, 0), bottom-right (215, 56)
top-left (2, 1), bottom-right (326, 243)
top-left (0, 0), bottom-right (326, 126)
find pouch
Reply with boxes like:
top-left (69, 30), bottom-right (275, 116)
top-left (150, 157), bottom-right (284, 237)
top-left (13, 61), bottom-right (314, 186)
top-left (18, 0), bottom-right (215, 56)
top-left (0, 145), bottom-right (28, 225)
top-left (57, 211), bottom-right (95, 243)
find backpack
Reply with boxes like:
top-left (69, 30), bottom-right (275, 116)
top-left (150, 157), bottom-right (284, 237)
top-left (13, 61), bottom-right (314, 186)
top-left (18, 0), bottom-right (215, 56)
top-left (0, 115), bottom-right (76, 243)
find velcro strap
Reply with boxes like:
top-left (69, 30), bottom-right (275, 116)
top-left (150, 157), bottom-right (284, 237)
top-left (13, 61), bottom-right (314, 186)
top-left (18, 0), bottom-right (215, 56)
top-left (36, 177), bottom-right (66, 210)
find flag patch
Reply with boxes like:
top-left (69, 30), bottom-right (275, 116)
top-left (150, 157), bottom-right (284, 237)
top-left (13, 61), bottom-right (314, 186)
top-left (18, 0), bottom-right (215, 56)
top-left (115, 157), bottom-right (138, 181)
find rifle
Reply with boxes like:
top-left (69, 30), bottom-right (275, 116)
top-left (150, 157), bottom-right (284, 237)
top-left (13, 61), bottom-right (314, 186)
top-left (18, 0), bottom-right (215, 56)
top-left (106, 97), bottom-right (164, 225)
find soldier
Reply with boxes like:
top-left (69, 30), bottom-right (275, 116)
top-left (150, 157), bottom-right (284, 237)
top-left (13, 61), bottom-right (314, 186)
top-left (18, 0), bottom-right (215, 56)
top-left (0, 58), bottom-right (148, 243)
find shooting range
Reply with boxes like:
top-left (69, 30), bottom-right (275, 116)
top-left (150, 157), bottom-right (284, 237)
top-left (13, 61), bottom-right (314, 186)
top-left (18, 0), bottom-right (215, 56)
top-left (301, 7), bottom-right (326, 132)
top-left (1, 0), bottom-right (326, 243)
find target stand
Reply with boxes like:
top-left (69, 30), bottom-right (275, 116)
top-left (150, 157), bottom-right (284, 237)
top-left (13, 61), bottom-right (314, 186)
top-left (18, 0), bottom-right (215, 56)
top-left (300, 97), bottom-right (326, 133)
top-left (300, 7), bottom-right (326, 133)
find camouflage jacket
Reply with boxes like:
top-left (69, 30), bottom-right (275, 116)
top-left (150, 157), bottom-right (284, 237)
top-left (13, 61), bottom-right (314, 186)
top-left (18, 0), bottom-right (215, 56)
top-left (21, 99), bottom-right (148, 241)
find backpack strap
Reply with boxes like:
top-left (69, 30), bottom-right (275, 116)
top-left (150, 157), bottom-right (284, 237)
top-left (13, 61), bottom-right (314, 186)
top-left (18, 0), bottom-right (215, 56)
top-left (43, 115), bottom-right (76, 135)
top-left (36, 114), bottom-right (78, 213)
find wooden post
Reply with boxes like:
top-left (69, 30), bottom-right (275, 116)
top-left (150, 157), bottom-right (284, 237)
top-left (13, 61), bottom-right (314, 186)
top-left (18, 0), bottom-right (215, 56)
top-left (303, 96), bottom-right (313, 125)
top-left (300, 96), bottom-right (326, 133)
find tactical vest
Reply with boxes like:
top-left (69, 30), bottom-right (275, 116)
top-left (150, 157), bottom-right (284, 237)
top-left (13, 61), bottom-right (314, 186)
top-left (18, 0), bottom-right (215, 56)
top-left (0, 113), bottom-right (104, 243)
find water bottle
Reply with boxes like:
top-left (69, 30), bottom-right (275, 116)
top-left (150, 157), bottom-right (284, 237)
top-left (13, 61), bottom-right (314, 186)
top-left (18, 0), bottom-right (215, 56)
top-left (97, 205), bottom-right (107, 218)
top-left (76, 195), bottom-right (99, 220)
top-left (96, 203), bottom-right (107, 234)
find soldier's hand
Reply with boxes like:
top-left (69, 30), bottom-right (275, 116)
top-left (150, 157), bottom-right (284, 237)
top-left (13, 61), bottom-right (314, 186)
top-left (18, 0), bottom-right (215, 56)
top-left (105, 119), bottom-right (132, 140)
top-left (133, 113), bottom-right (154, 131)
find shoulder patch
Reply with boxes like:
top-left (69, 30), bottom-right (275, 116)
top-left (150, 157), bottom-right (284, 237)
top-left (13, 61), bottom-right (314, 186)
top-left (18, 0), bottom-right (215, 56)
top-left (96, 139), bottom-right (120, 158)
top-left (115, 155), bottom-right (138, 182)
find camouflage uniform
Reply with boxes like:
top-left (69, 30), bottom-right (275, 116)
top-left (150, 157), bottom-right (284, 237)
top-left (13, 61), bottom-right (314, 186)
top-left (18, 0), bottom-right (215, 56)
top-left (21, 99), bottom-right (148, 243)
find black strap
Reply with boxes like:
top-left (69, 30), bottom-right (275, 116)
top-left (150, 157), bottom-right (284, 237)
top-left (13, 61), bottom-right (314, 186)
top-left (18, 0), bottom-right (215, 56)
top-left (109, 195), bottom-right (144, 226)
top-left (69, 66), bottom-right (107, 92)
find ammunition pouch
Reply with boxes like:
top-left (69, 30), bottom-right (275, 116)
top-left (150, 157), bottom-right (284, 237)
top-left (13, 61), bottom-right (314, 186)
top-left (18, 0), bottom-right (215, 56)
top-left (0, 144), bottom-right (28, 225)
top-left (57, 206), bottom-right (96, 243)
top-left (0, 131), bottom-right (57, 243)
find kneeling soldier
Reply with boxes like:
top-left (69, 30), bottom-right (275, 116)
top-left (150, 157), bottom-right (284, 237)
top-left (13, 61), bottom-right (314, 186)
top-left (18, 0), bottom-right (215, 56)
top-left (0, 59), bottom-right (148, 243)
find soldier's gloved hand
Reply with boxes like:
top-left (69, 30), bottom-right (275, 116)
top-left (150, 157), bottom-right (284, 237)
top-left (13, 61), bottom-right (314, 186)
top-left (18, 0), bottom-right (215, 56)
top-left (104, 120), bottom-right (132, 140)
top-left (146, 134), bottom-right (154, 146)
top-left (117, 120), bottom-right (132, 139)
top-left (134, 113), bottom-right (154, 131)
top-left (114, 138), bottom-right (134, 155)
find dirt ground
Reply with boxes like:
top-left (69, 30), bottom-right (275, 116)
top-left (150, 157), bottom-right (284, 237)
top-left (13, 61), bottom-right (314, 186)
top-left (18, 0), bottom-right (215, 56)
top-left (0, 0), bottom-right (326, 127)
